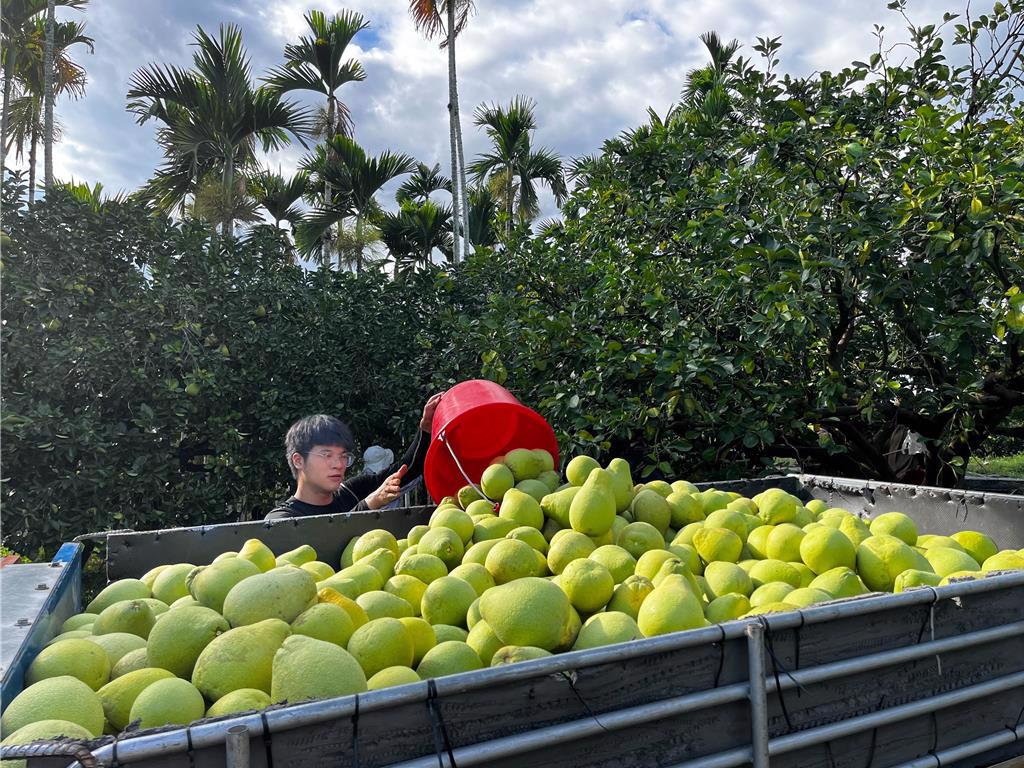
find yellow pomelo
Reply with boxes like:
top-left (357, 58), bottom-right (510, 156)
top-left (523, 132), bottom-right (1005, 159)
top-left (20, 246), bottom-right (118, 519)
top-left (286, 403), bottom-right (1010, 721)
top-left (630, 490), bottom-right (671, 534)
top-left (481, 463), bottom-right (515, 499)
top-left (417, 528), bottom-right (464, 569)
top-left (430, 507), bottom-right (475, 544)
top-left (222, 565), bottom-right (317, 627)
top-left (384, 575), bottom-right (428, 615)
top-left (565, 455), bottom-right (601, 487)
top-left (395, 553), bottom-right (448, 584)
top-left (546, 531), bottom-right (595, 575)
top-left (367, 666), bottom-right (421, 690)
top-left (1, 676), bottom-right (105, 737)
top-left (82, 633), bottom-right (146, 669)
top-left (559, 559), bottom-right (614, 614)
top-left (431, 624), bottom-right (468, 643)
top-left (147, 605), bottom-right (229, 678)
top-left (317, 588), bottom-right (369, 628)
top-left (128, 678), bottom-right (205, 729)
top-left (606, 575), bottom-right (654, 620)
top-left (939, 570), bottom-right (983, 586)
top-left (857, 535), bottom-right (933, 591)
top-left (541, 485), bottom-right (580, 527)
top-left (1, 719), bottom-right (95, 764)
top-left (805, 499), bottom-right (828, 515)
top-left (353, 529), bottom-right (400, 562)
top-left (420, 576), bottom-right (477, 627)
top-left (26, 639), bottom-right (110, 691)
top-left (765, 524), bottom-right (806, 563)
top-left (799, 527), bottom-right (857, 575)
top-left (634, 549), bottom-right (679, 582)
top-left (448, 563), bottom-right (495, 596)
top-left (206, 688), bottom-right (272, 718)
top-left (868, 512), bottom-right (918, 545)
top-left (506, 525), bottom-right (549, 553)
top-left (191, 619), bottom-right (290, 700)
top-left (151, 563), bottom-right (195, 606)
top-left (748, 560), bottom-right (801, 588)
top-left (271, 635), bottom-right (367, 703)
top-left (692, 527), bottom-right (743, 564)
top-left (92, 600), bottom-right (156, 640)
top-left (744, 602), bottom-right (795, 617)
top-left (605, 458), bottom-right (635, 513)
top-left (982, 551), bottom-right (1024, 572)
top-left (485, 538), bottom-right (543, 584)
top-left (516, 479), bottom-right (550, 503)
top-left (571, 612), bottom-right (642, 650)
top-left (808, 566), bottom-right (868, 598)
top-left (666, 492), bottom-right (705, 528)
top-left (291, 603), bottom-right (355, 647)
top-left (86, 579), bottom-right (150, 615)
top-left (893, 569), bottom-right (943, 593)
top-left (300, 561), bottom-right (335, 581)
top-left (588, 545), bottom-right (636, 584)
top-left (458, 484), bottom-right (484, 508)
top-left (466, 620), bottom-right (504, 665)
top-left (704, 594), bottom-right (751, 623)
top-left (275, 544), bottom-right (317, 568)
top-left (950, 531), bottom-right (998, 565)
top-left (479, 577), bottom-right (570, 651)
top-left (616, 522), bottom-right (664, 559)
top-left (490, 645), bottom-right (553, 666)
top-left (472, 516), bottom-right (517, 542)
top-left (702, 561), bottom-right (753, 599)
top-left (916, 535), bottom-right (965, 552)
top-left (347, 617), bottom-right (414, 679)
top-left (923, 547), bottom-right (980, 578)
top-left (358, 590), bottom-right (414, 620)
top-left (703, 509), bottom-right (748, 540)
top-left (504, 448), bottom-right (544, 482)
top-left (110, 648), bottom-right (149, 680)
top-left (745, 525), bottom-right (775, 559)
top-left (237, 539), bottom-right (276, 572)
top-left (97, 668), bottom-right (175, 731)
top-left (753, 489), bottom-right (797, 524)
top-left (60, 614), bottom-right (97, 633)
top-left (673, 522), bottom-right (705, 547)
top-left (791, 563), bottom-right (816, 587)
top-left (637, 581), bottom-right (706, 637)
top-left (416, 641), bottom-right (483, 679)
top-left (749, 582), bottom-right (795, 608)
top-left (354, 548), bottom-right (398, 581)
top-left (783, 587), bottom-right (832, 607)
top-left (187, 557), bottom-right (260, 613)
top-left (569, 468), bottom-right (617, 535)
top-left (399, 617), bottom-right (437, 665)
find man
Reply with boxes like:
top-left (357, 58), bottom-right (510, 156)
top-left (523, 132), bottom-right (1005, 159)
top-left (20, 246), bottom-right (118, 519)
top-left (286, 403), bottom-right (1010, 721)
top-left (265, 393), bottom-right (443, 519)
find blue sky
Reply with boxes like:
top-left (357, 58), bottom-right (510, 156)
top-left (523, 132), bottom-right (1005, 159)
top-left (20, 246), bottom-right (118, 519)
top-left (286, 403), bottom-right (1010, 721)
top-left (38, 0), bottom-right (956, 218)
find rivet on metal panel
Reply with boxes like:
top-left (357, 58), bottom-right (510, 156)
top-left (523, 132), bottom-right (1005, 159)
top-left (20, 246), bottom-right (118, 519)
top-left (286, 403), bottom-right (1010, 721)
top-left (15, 618), bottom-right (31, 627)
top-left (35, 583), bottom-right (48, 590)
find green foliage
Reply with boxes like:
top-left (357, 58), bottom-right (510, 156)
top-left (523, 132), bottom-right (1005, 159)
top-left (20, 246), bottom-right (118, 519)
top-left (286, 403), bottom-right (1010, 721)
top-left (0, 180), bottom-right (440, 555)
top-left (446, 4), bottom-right (1024, 484)
top-left (967, 453), bottom-right (1024, 478)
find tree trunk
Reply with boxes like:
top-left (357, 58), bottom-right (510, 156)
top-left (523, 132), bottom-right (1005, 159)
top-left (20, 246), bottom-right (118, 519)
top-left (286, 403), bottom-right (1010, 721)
top-left (448, 31), bottom-right (471, 258)
top-left (445, 2), bottom-right (463, 263)
top-left (1, 46), bottom-right (18, 176)
top-left (27, 122), bottom-right (38, 206)
top-left (222, 152), bottom-right (235, 237)
top-left (42, 0), bottom-right (56, 189)
top-left (506, 163), bottom-right (514, 238)
top-left (325, 96), bottom-right (335, 204)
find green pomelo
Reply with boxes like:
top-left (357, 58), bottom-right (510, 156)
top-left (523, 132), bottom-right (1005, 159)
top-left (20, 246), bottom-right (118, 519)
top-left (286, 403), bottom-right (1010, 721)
top-left (25, 640), bottom-right (110, 691)
top-left (868, 512), bottom-right (918, 546)
top-left (92, 600), bottom-right (156, 640)
top-left (430, 506), bottom-right (475, 544)
top-left (606, 575), bottom-right (654, 620)
top-left (479, 577), bottom-right (569, 651)
top-left (110, 648), bottom-right (149, 679)
top-left (541, 485), bottom-right (580, 528)
top-left (151, 563), bottom-right (196, 605)
top-left (466, 621), bottom-right (504, 665)
top-left (702, 509), bottom-right (748, 539)
top-left (485, 539), bottom-right (543, 584)
top-left (800, 527), bottom-right (857, 575)
top-left (783, 587), bottom-right (832, 607)
top-left (395, 553), bottom-right (448, 584)
top-left (924, 547), bottom-right (981, 578)
top-left (749, 582), bottom-right (795, 608)
top-left (893, 569), bottom-right (943, 593)
top-left (559, 559), bottom-right (614, 614)
top-left (702, 561), bottom-right (753, 599)
top-left (399, 617), bottom-right (437, 666)
top-left (238, 539), bottom-right (276, 572)
top-left (745, 525), bottom-right (775, 560)
top-left (589, 545), bottom-right (636, 584)
top-left (572, 612), bottom-right (643, 650)
top-left (765, 524), bottom-right (806, 563)
top-left (416, 641), bottom-right (483, 679)
top-left (692, 528), bottom-right (743, 564)
top-left (546, 531), bottom-right (596, 575)
top-left (61, 614), bottom-right (97, 633)
top-left (704, 594), bottom-right (751, 623)
top-left (616, 521), bottom-right (665, 559)
top-left (950, 531), bottom-right (998, 565)
top-left (271, 635), bottom-right (367, 703)
top-left (206, 688), bottom-right (272, 718)
top-left (490, 645), bottom-right (553, 666)
top-left (128, 678), bottom-right (205, 730)
top-left (86, 579), bottom-right (150, 615)
top-left (565, 455), bottom-right (601, 487)
top-left (1, 676), bottom-right (105, 737)
top-left (191, 619), bottom-right (290, 700)
top-left (187, 557), bottom-right (261, 613)
top-left (808, 567), bottom-right (868, 598)
top-left (421, 576), bottom-right (477, 627)
top-left (353, 529), bottom-right (400, 563)
top-left (291, 603), bottom-right (354, 647)
top-left (384, 575), bottom-right (429, 615)
top-left (97, 668), bottom-right (175, 731)
top-left (347, 618), bottom-right (414, 679)
top-left (748, 559), bottom-right (801, 588)
top-left (83, 633), bottom-right (146, 668)
top-left (448, 563), bottom-right (495, 596)
top-left (569, 468), bottom-right (617, 536)
top-left (417, 528), bottom-right (464, 570)
top-left (857, 535), bottom-right (933, 592)
top-left (276, 544), bottom-right (317, 568)
top-left (222, 565), bottom-right (317, 627)
top-left (146, 605), bottom-right (229, 679)
top-left (637, 582), bottom-right (706, 637)
top-left (367, 666), bottom-right (421, 690)
top-left (481, 463), bottom-right (515, 499)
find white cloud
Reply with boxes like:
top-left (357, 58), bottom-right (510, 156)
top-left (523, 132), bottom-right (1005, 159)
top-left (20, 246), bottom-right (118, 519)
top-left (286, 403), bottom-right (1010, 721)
top-left (23, 0), bottom-right (958, 221)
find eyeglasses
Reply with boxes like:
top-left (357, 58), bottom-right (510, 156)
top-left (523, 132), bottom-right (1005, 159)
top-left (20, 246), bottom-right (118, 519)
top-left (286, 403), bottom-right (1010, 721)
top-left (309, 450), bottom-right (355, 467)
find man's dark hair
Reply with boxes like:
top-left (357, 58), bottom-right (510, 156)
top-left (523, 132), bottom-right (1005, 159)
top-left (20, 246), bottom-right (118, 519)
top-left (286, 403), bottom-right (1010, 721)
top-left (284, 415), bottom-right (356, 478)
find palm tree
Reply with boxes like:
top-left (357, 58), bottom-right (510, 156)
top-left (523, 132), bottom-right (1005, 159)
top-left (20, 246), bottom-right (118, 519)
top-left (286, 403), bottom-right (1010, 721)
top-left (678, 31), bottom-right (741, 124)
top-left (53, 177), bottom-right (126, 211)
top-left (250, 167), bottom-right (308, 228)
top-left (265, 9), bottom-right (369, 208)
top-left (4, 17), bottom-right (92, 203)
top-left (408, 0), bottom-right (474, 263)
top-left (42, 0), bottom-right (55, 188)
top-left (469, 96), bottom-right (566, 237)
top-left (396, 162), bottom-right (451, 203)
top-left (378, 198), bottom-right (453, 278)
top-left (126, 24), bottom-right (312, 233)
top-left (0, 0), bottom-right (86, 174)
top-left (296, 135), bottom-right (416, 270)
top-left (465, 183), bottom-right (497, 249)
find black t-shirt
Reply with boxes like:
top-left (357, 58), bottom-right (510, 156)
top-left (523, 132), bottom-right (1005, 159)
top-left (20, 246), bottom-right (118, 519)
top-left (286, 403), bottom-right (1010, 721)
top-left (265, 429), bottom-right (429, 520)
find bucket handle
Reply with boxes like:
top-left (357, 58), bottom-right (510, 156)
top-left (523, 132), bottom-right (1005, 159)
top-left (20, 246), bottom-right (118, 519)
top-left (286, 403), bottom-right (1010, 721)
top-left (438, 430), bottom-right (494, 504)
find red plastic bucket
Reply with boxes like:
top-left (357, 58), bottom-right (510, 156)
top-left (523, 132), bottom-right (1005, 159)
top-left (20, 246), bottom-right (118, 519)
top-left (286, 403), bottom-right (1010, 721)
top-left (424, 380), bottom-right (559, 502)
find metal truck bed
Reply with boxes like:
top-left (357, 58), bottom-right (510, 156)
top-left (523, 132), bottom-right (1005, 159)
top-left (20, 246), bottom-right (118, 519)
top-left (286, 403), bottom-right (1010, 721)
top-left (3, 474), bottom-right (1022, 768)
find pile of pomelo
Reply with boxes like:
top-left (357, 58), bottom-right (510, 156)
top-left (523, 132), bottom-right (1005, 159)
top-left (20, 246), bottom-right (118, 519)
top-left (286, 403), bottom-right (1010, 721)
top-left (4, 449), bottom-right (1023, 750)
